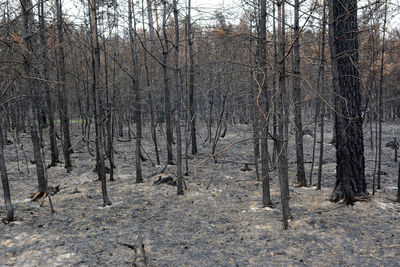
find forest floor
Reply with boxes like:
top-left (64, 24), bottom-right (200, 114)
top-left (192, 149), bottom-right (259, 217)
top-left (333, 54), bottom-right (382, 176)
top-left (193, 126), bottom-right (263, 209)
top-left (1, 120), bottom-right (400, 266)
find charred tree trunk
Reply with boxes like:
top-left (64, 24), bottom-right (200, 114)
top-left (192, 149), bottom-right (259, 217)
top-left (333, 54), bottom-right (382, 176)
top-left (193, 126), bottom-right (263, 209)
top-left (377, 0), bottom-right (387, 190)
top-left (317, 0), bottom-right (327, 190)
top-left (89, 0), bottom-right (111, 206)
top-left (187, 0), bottom-right (197, 155)
top-left (128, 0), bottom-right (143, 183)
top-left (257, 0), bottom-right (272, 207)
top-left (276, 0), bottom-right (290, 228)
top-left (293, 0), bottom-right (307, 187)
top-left (56, 0), bottom-right (72, 172)
top-left (39, 0), bottom-right (59, 167)
top-left (173, 0), bottom-right (183, 195)
top-left (146, 0), bottom-right (160, 165)
top-left (0, 125), bottom-right (14, 221)
top-left (21, 0), bottom-right (48, 195)
top-left (162, 1), bottom-right (174, 164)
top-left (331, 0), bottom-right (367, 204)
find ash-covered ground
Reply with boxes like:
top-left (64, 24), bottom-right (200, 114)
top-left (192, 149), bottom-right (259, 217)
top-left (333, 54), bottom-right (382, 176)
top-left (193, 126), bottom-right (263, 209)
top-left (1, 121), bottom-right (400, 266)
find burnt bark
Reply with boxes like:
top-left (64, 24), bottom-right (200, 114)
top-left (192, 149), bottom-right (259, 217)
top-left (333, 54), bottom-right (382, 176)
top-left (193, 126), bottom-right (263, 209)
top-left (293, 0), bottom-right (307, 187)
top-left (128, 0), bottom-right (143, 183)
top-left (90, 0), bottom-right (112, 206)
top-left (21, 0), bottom-right (48, 195)
top-left (0, 126), bottom-right (14, 221)
top-left (331, 0), bottom-right (367, 204)
top-left (162, 1), bottom-right (174, 164)
top-left (56, 0), bottom-right (72, 172)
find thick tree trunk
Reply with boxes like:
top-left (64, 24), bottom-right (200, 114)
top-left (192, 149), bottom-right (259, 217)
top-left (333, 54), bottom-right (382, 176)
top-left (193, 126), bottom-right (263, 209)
top-left (331, 0), bottom-right (367, 204)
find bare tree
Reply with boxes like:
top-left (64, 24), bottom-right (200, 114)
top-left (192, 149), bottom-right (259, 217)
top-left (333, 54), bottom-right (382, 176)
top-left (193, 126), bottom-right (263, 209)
top-left (331, 0), bottom-right (367, 204)
top-left (56, 0), bottom-right (72, 172)
top-left (187, 0), bottom-right (197, 155)
top-left (21, 0), bottom-right (48, 201)
top-left (128, 0), bottom-right (143, 183)
top-left (0, 124), bottom-right (13, 221)
top-left (293, 0), bottom-right (307, 187)
top-left (89, 0), bottom-right (112, 206)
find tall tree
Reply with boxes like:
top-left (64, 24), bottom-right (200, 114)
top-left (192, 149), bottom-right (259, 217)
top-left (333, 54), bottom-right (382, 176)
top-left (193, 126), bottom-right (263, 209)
top-left (89, 0), bottom-right (112, 206)
top-left (293, 0), bottom-right (307, 187)
top-left (128, 0), bottom-right (143, 183)
top-left (56, 0), bottom-right (72, 172)
top-left (39, 0), bottom-right (59, 167)
top-left (257, 0), bottom-right (272, 207)
top-left (162, 0), bottom-right (174, 164)
top-left (377, 0), bottom-right (388, 190)
top-left (21, 0), bottom-right (48, 200)
top-left (173, 0), bottom-right (183, 195)
top-left (317, 0), bottom-right (327, 190)
top-left (0, 124), bottom-right (13, 221)
top-left (276, 0), bottom-right (290, 229)
top-left (187, 0), bottom-right (197, 155)
top-left (331, 0), bottom-right (367, 203)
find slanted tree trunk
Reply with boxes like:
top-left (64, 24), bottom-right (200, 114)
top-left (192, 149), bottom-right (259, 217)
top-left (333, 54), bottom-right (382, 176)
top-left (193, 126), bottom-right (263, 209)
top-left (56, 0), bottom-right (72, 172)
top-left (0, 125), bottom-right (14, 221)
top-left (89, 0), bottom-right (111, 206)
top-left (293, 0), bottom-right (307, 187)
top-left (128, 0), bottom-right (143, 183)
top-left (331, 0), bottom-right (367, 204)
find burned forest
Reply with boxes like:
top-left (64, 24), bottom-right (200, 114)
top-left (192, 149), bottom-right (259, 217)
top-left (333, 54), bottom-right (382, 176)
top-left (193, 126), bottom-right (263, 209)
top-left (1, 0), bottom-right (400, 265)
